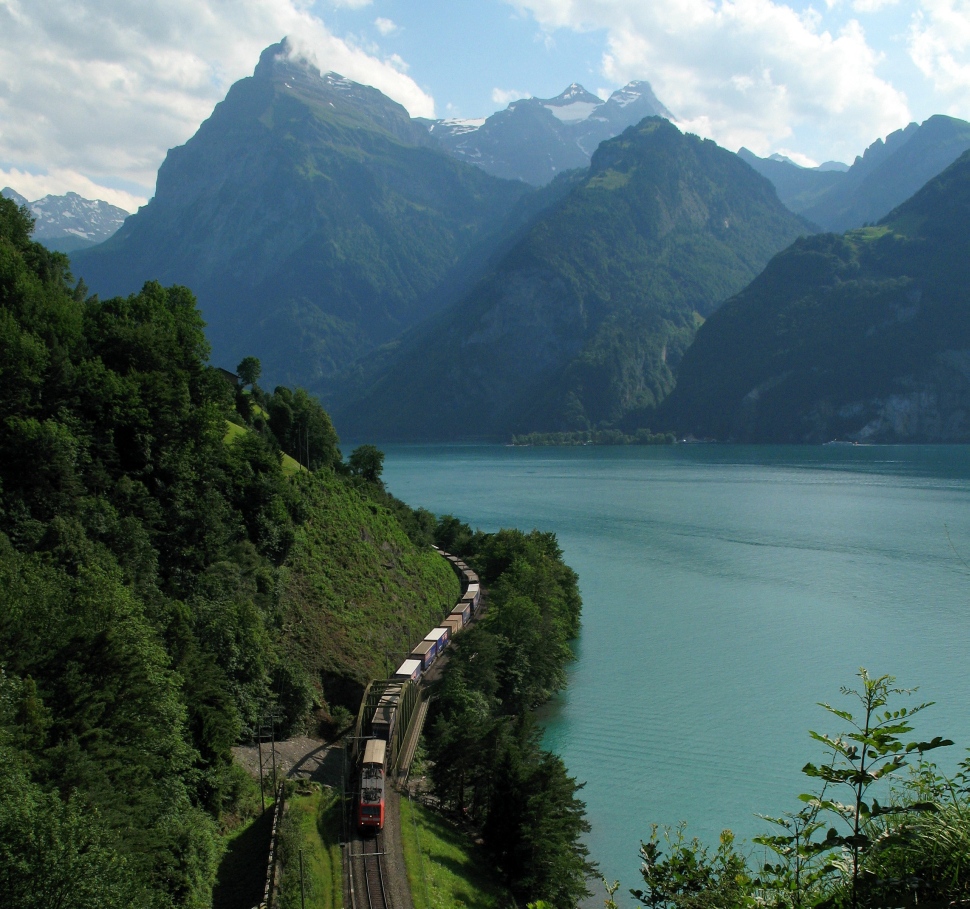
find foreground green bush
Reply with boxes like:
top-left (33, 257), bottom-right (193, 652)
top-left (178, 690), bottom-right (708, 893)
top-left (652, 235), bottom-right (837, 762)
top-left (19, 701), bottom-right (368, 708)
top-left (630, 670), bottom-right (968, 909)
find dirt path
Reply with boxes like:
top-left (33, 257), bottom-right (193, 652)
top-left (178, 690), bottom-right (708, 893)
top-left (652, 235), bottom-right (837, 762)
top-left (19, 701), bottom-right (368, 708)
top-left (232, 734), bottom-right (344, 787)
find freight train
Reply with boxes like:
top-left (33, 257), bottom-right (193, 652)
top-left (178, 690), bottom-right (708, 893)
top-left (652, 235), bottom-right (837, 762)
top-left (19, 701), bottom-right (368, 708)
top-left (355, 547), bottom-right (480, 832)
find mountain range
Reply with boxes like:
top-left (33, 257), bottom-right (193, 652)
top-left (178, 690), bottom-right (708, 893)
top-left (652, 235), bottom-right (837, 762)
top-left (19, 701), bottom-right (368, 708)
top-left (662, 148), bottom-right (970, 442)
top-left (420, 81), bottom-right (673, 185)
top-left (72, 40), bottom-right (532, 391)
top-left (65, 39), bottom-right (970, 445)
top-left (335, 118), bottom-right (813, 440)
top-left (739, 114), bottom-right (970, 232)
top-left (1, 186), bottom-right (129, 252)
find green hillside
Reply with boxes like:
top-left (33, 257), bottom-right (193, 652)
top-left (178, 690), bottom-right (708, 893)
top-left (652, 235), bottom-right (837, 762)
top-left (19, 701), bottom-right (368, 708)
top-left (0, 195), bottom-right (457, 908)
top-left (72, 41), bottom-right (530, 396)
top-left (662, 149), bottom-right (970, 442)
top-left (335, 117), bottom-right (813, 440)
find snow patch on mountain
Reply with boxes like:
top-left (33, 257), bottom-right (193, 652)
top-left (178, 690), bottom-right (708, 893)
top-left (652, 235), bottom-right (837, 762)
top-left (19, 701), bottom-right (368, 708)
top-left (433, 118), bottom-right (486, 136)
top-left (609, 85), bottom-right (646, 107)
top-left (544, 101), bottom-right (599, 122)
top-left (31, 192), bottom-right (128, 242)
top-left (324, 73), bottom-right (353, 90)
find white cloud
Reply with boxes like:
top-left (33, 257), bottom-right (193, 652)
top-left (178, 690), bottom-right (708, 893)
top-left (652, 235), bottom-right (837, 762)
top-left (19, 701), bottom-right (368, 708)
top-left (509, 0), bottom-right (912, 163)
top-left (492, 87), bottom-right (530, 104)
top-left (0, 1), bottom-right (434, 203)
top-left (0, 167), bottom-right (145, 212)
top-left (536, 30), bottom-right (556, 50)
top-left (773, 149), bottom-right (821, 167)
top-left (852, 0), bottom-right (900, 11)
top-left (374, 17), bottom-right (398, 35)
top-left (909, 0), bottom-right (970, 98)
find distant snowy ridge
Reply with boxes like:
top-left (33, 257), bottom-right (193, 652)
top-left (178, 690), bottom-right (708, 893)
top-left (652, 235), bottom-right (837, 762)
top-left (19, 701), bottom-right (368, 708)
top-left (423, 79), bottom-right (674, 185)
top-left (431, 117), bottom-right (486, 136)
top-left (2, 187), bottom-right (129, 252)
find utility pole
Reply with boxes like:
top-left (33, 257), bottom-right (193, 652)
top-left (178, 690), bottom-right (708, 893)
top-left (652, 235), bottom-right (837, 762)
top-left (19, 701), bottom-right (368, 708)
top-left (299, 849), bottom-right (306, 909)
top-left (258, 709), bottom-right (283, 808)
top-left (257, 734), bottom-right (266, 813)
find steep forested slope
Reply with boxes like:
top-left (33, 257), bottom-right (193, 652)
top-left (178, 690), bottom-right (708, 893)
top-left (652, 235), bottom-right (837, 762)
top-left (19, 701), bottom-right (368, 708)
top-left (662, 149), bottom-right (970, 442)
top-left (72, 41), bottom-right (529, 394)
top-left (336, 118), bottom-right (813, 441)
top-left (0, 196), bottom-right (457, 908)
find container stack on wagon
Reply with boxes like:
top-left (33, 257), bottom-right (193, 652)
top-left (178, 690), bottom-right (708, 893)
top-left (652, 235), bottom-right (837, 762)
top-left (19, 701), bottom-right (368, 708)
top-left (443, 615), bottom-right (463, 638)
top-left (424, 627), bottom-right (450, 656)
top-left (356, 547), bottom-right (484, 831)
top-left (410, 639), bottom-right (437, 671)
top-left (394, 659), bottom-right (422, 682)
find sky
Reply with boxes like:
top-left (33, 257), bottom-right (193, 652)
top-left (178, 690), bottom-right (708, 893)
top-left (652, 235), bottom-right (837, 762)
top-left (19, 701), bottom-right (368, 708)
top-left (0, 0), bottom-right (968, 211)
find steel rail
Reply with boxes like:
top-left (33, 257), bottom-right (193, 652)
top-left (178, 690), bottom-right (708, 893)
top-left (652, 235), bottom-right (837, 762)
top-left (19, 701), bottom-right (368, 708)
top-left (361, 832), bottom-right (389, 909)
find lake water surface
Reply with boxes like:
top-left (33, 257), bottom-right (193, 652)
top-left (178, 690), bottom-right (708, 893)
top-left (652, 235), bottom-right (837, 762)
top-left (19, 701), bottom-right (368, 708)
top-left (380, 444), bottom-right (970, 895)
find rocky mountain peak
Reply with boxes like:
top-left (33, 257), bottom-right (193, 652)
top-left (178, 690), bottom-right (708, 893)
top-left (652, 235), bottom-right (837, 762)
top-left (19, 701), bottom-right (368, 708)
top-left (542, 84), bottom-right (603, 123)
top-left (602, 81), bottom-right (674, 121)
top-left (547, 83), bottom-right (601, 105)
top-left (426, 78), bottom-right (674, 185)
top-left (253, 38), bottom-right (313, 79)
top-left (1, 186), bottom-right (29, 207)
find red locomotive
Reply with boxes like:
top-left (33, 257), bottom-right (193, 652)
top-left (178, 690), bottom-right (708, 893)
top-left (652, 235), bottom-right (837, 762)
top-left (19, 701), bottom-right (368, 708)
top-left (357, 738), bottom-right (387, 831)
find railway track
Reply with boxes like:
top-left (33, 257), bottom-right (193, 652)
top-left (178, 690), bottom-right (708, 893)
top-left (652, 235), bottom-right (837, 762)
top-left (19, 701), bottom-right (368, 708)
top-left (362, 834), bottom-right (389, 909)
top-left (349, 830), bottom-right (390, 909)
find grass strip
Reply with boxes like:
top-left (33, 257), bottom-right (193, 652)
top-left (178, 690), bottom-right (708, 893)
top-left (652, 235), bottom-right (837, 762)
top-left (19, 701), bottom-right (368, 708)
top-left (278, 784), bottom-right (343, 909)
top-left (401, 794), bottom-right (509, 909)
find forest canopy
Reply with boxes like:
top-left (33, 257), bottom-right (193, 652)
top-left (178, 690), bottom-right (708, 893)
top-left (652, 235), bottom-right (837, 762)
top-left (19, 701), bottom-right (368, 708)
top-left (0, 195), bottom-right (457, 907)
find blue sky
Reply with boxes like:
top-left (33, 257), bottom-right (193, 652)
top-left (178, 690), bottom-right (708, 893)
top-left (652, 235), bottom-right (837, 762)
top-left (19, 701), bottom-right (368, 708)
top-left (0, 0), bottom-right (968, 209)
top-left (315, 1), bottom-right (616, 117)
top-left (317, 0), bottom-right (952, 127)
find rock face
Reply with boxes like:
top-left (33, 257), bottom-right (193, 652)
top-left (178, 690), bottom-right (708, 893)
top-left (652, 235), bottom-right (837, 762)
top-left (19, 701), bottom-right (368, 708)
top-left (1, 187), bottom-right (128, 253)
top-left (739, 115), bottom-right (970, 231)
top-left (662, 149), bottom-right (970, 443)
top-left (422, 81), bottom-right (673, 185)
top-left (1, 187), bottom-right (28, 207)
top-left (71, 40), bottom-right (530, 391)
top-left (334, 118), bottom-right (813, 441)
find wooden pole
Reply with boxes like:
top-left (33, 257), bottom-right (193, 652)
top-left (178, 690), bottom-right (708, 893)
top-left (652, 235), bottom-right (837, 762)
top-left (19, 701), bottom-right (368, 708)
top-left (299, 848), bottom-right (306, 909)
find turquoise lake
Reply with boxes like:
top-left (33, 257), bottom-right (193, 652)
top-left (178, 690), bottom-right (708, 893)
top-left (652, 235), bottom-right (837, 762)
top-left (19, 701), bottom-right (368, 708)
top-left (379, 444), bottom-right (970, 896)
